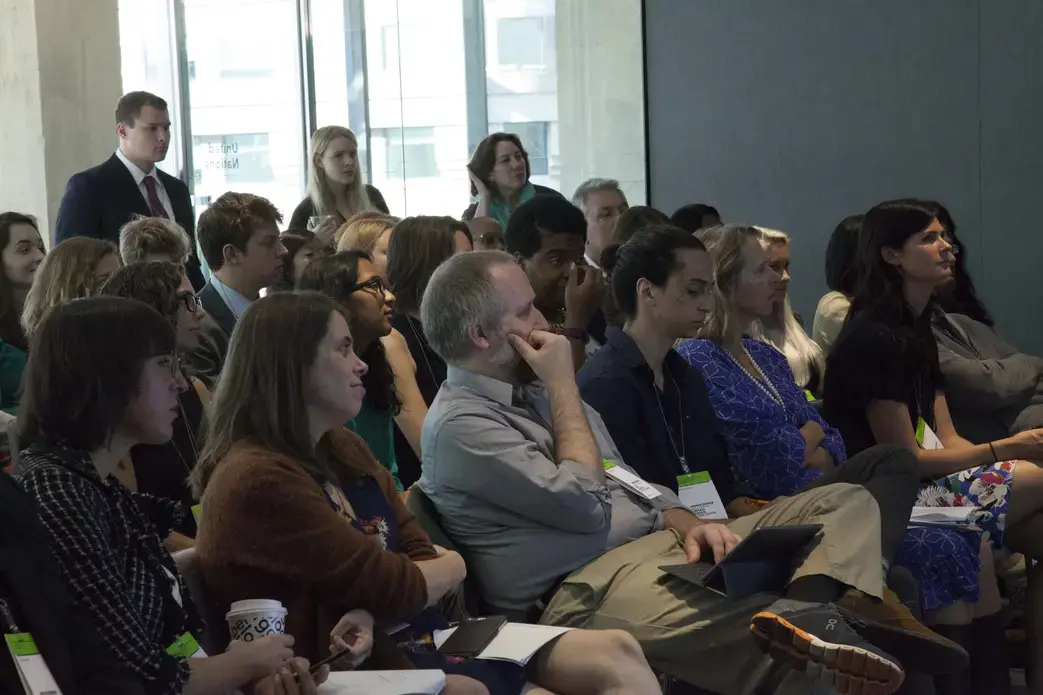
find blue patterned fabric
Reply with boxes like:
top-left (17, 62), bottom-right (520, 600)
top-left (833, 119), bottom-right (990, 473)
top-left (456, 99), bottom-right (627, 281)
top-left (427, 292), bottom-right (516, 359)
top-left (676, 339), bottom-right (846, 498)
top-left (678, 338), bottom-right (981, 612)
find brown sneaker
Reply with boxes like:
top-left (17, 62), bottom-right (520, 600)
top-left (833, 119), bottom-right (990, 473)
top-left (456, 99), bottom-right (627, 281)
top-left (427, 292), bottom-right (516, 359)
top-left (836, 589), bottom-right (968, 674)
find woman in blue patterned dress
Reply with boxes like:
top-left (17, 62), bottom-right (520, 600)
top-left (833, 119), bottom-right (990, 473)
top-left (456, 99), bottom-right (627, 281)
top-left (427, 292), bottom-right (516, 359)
top-left (677, 223), bottom-right (1010, 693)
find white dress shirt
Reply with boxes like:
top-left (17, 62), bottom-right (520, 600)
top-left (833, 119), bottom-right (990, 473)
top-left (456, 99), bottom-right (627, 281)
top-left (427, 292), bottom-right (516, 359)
top-left (115, 148), bottom-right (175, 219)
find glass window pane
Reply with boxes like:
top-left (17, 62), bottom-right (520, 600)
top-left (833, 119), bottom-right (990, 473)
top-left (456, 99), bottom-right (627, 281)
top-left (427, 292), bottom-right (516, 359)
top-left (183, 0), bottom-right (306, 225)
top-left (484, 0), bottom-right (559, 194)
top-left (118, 0), bottom-right (183, 178)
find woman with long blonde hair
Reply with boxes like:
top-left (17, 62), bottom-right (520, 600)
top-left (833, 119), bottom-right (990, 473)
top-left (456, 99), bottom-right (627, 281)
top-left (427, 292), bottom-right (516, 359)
top-left (21, 236), bottom-right (122, 339)
top-left (749, 227), bottom-right (826, 394)
top-left (289, 126), bottom-right (389, 238)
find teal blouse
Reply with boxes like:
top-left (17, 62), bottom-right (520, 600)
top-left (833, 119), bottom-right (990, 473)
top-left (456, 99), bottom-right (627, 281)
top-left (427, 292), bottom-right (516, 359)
top-left (347, 399), bottom-right (403, 492)
top-left (0, 341), bottom-right (27, 415)
top-left (487, 182), bottom-right (536, 229)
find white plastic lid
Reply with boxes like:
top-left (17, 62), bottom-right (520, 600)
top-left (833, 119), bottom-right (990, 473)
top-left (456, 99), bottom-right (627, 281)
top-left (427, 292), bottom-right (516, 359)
top-left (226, 599), bottom-right (286, 615)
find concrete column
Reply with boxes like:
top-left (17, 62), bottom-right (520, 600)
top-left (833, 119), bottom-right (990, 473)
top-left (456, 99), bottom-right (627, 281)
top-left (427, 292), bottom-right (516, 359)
top-left (0, 0), bottom-right (122, 242)
top-left (555, 0), bottom-right (646, 205)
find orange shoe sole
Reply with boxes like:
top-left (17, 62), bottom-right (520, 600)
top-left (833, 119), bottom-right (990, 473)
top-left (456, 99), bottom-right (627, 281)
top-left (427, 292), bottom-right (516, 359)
top-left (750, 611), bottom-right (905, 695)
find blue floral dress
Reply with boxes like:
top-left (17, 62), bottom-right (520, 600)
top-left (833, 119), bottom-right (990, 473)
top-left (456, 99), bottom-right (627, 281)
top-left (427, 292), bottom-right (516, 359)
top-left (678, 338), bottom-right (982, 611)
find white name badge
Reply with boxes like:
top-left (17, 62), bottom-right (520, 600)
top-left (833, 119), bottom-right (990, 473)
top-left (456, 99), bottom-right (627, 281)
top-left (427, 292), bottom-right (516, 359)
top-left (603, 460), bottom-right (661, 500)
top-left (5, 633), bottom-right (64, 695)
top-left (676, 471), bottom-right (729, 520)
top-left (916, 418), bottom-right (944, 451)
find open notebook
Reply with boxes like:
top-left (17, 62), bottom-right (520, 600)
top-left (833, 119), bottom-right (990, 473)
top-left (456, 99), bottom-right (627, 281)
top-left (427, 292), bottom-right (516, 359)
top-left (318, 670), bottom-right (446, 695)
top-left (908, 506), bottom-right (978, 530)
top-left (434, 623), bottom-right (573, 666)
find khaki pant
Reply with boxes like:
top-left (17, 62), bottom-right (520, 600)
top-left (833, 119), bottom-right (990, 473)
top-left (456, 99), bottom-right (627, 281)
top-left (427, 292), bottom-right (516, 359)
top-left (539, 482), bottom-right (883, 694)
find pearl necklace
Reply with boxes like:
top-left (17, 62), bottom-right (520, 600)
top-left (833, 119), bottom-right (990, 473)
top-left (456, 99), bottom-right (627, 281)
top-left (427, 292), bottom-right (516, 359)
top-left (725, 344), bottom-right (784, 407)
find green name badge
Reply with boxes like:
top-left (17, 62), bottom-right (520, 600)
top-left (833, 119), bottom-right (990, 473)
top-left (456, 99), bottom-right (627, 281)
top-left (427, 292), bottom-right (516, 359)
top-left (602, 458), bottom-right (615, 470)
top-left (676, 471), bottom-right (712, 487)
top-left (191, 504), bottom-right (201, 523)
top-left (4, 633), bottom-right (39, 657)
top-left (166, 632), bottom-right (202, 659)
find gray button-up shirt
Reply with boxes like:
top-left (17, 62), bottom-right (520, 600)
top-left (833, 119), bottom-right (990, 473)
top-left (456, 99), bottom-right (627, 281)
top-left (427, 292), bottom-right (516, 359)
top-left (419, 366), bottom-right (686, 611)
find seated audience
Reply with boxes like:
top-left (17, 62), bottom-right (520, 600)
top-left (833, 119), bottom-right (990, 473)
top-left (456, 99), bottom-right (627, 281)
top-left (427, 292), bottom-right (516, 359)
top-left (1, 472), bottom-right (146, 695)
top-left (53, 91), bottom-right (204, 289)
top-left (610, 205), bottom-right (670, 245)
top-left (670, 203), bottom-right (721, 233)
top-left (579, 224), bottom-right (981, 630)
top-left (385, 216), bottom-right (473, 487)
top-left (668, 226), bottom-right (1003, 691)
top-left (463, 132), bottom-right (564, 225)
top-left (188, 192), bottom-right (287, 387)
top-left (289, 125), bottom-right (389, 238)
top-left (466, 216), bottom-right (505, 251)
top-left (0, 212), bottom-right (46, 416)
top-left (417, 250), bottom-right (966, 693)
top-left (335, 211), bottom-right (398, 269)
top-left (14, 296), bottom-right (325, 695)
top-left (21, 236), bottom-right (121, 339)
top-left (750, 227), bottom-right (825, 394)
top-left (299, 252), bottom-right (405, 491)
top-left (101, 261), bottom-right (207, 545)
top-left (934, 204), bottom-right (995, 327)
top-left (119, 215), bottom-right (193, 268)
top-left (191, 291), bottom-right (660, 695)
top-left (571, 178), bottom-right (629, 269)
top-left (272, 229), bottom-right (326, 292)
top-left (505, 197), bottom-right (606, 367)
top-left (812, 214), bottom-right (861, 354)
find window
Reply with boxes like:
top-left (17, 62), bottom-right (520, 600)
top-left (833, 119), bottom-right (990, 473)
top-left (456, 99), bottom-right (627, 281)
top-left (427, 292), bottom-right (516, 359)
top-left (380, 26), bottom-right (398, 72)
top-left (377, 127), bottom-right (439, 179)
top-left (502, 122), bottom-right (549, 175)
top-left (496, 16), bottom-right (550, 68)
top-left (218, 37), bottom-right (275, 79)
top-left (192, 133), bottom-right (275, 184)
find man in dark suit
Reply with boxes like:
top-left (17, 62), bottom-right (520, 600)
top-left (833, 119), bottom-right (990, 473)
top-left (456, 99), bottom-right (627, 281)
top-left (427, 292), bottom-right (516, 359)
top-left (54, 91), bottom-right (205, 289)
top-left (186, 192), bottom-right (287, 387)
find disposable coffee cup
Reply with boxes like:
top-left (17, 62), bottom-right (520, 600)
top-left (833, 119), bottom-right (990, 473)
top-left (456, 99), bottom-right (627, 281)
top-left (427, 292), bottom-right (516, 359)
top-left (226, 599), bottom-right (287, 642)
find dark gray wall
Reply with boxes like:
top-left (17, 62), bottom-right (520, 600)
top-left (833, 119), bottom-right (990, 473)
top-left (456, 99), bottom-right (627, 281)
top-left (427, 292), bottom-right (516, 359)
top-left (645, 0), bottom-right (1043, 353)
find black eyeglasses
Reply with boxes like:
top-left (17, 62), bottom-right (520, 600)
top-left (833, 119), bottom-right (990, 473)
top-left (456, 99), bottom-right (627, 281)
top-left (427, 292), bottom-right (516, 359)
top-left (349, 276), bottom-right (387, 296)
top-left (177, 291), bottom-right (201, 312)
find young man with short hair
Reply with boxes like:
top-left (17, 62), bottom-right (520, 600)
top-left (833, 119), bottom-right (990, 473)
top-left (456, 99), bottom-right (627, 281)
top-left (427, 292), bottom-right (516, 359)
top-left (504, 196), bottom-right (607, 368)
top-left (186, 192), bottom-right (287, 385)
top-left (55, 91), bottom-right (204, 289)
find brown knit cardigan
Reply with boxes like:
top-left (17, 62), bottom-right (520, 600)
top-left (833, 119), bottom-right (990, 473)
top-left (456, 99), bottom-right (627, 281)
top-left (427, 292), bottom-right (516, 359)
top-left (195, 428), bottom-right (438, 669)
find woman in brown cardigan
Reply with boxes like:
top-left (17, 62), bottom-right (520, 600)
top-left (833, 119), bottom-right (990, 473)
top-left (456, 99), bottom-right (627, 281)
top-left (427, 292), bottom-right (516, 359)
top-left (192, 291), bottom-right (660, 695)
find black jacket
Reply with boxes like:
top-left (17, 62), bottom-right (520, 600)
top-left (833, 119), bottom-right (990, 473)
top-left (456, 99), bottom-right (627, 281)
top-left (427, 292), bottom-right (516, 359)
top-left (287, 185), bottom-right (390, 230)
top-left (54, 154), bottom-right (204, 290)
top-left (0, 474), bottom-right (145, 695)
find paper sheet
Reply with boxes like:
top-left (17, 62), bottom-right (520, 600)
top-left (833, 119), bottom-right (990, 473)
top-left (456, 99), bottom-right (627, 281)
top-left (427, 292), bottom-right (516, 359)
top-left (318, 670), bottom-right (445, 695)
top-left (434, 623), bottom-right (574, 665)
top-left (910, 507), bottom-right (976, 523)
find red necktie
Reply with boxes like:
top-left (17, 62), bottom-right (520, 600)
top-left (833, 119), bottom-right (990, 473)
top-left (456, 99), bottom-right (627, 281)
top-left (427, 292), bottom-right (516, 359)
top-left (142, 176), bottom-right (169, 219)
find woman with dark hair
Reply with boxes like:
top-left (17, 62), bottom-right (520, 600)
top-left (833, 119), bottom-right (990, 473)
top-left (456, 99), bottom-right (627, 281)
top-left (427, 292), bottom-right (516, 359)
top-left (101, 261), bottom-right (207, 546)
top-left (934, 205), bottom-right (994, 327)
top-left (384, 216), bottom-right (473, 487)
top-left (299, 251), bottom-right (404, 491)
top-left (0, 212), bottom-right (46, 418)
top-left (823, 198), bottom-right (1043, 693)
top-left (191, 291), bottom-right (659, 695)
top-left (14, 296), bottom-right (323, 695)
top-left (271, 229), bottom-right (327, 292)
top-left (812, 214), bottom-right (862, 354)
top-left (669, 203), bottom-right (721, 234)
top-left (463, 132), bottom-right (562, 226)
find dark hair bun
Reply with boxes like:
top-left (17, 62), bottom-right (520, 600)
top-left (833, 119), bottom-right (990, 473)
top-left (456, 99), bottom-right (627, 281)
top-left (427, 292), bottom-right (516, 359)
top-left (600, 244), bottom-right (622, 274)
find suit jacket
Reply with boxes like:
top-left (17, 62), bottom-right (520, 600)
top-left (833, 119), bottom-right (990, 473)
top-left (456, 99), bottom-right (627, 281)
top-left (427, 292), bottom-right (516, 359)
top-left (55, 153), bottom-right (205, 289)
top-left (0, 474), bottom-right (145, 695)
top-left (185, 282), bottom-right (236, 389)
top-left (932, 310), bottom-right (1043, 442)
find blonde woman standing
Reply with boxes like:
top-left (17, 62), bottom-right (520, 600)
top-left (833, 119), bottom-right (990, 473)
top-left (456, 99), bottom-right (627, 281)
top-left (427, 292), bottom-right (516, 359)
top-left (289, 126), bottom-right (389, 244)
